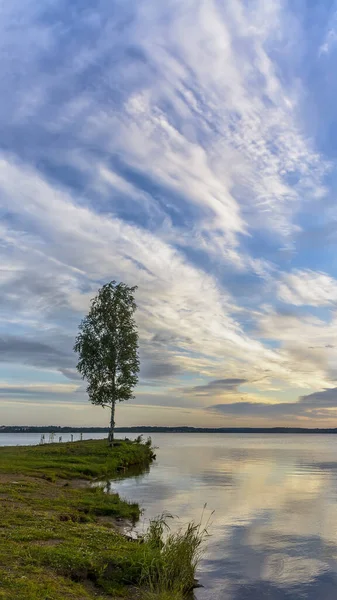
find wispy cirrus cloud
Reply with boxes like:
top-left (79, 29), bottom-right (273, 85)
top-left (0, 156), bottom-right (281, 379)
top-left (319, 5), bottom-right (337, 55)
top-left (277, 270), bottom-right (337, 307)
top-left (0, 0), bottom-right (336, 426)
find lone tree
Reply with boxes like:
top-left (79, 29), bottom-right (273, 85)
top-left (74, 281), bottom-right (139, 445)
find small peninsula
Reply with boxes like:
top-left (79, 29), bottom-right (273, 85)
top-left (0, 438), bottom-right (201, 599)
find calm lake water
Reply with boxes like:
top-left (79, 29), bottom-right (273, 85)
top-left (3, 432), bottom-right (337, 598)
top-left (110, 433), bottom-right (337, 600)
top-left (0, 431), bottom-right (108, 446)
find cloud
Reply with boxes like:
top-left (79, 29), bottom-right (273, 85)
top-left (0, 155), bottom-right (284, 384)
top-left (140, 361), bottom-right (182, 380)
top-left (182, 378), bottom-right (247, 396)
top-left (319, 8), bottom-right (337, 55)
top-left (0, 0), bottom-right (335, 426)
top-left (0, 0), bottom-right (328, 247)
top-left (256, 307), bottom-right (337, 389)
top-left (209, 401), bottom-right (286, 417)
top-left (300, 387), bottom-right (337, 408)
top-left (0, 383), bottom-right (79, 396)
top-left (0, 336), bottom-right (73, 370)
top-left (319, 29), bottom-right (337, 55)
top-left (0, 381), bottom-right (86, 407)
top-left (277, 270), bottom-right (337, 307)
top-left (59, 368), bottom-right (82, 381)
top-left (209, 386), bottom-right (337, 421)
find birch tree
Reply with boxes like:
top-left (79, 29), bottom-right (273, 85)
top-left (74, 281), bottom-right (139, 445)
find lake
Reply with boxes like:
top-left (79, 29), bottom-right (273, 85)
top-left (111, 433), bottom-right (337, 600)
top-left (0, 431), bottom-right (108, 446)
top-left (3, 432), bottom-right (337, 599)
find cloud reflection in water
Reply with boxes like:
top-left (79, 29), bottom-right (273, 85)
top-left (110, 433), bottom-right (337, 599)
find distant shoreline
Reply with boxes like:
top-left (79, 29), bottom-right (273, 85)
top-left (2, 426), bottom-right (337, 434)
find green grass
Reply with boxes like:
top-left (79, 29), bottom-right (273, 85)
top-left (0, 437), bottom-right (154, 480)
top-left (0, 438), bottom-right (152, 599)
top-left (0, 438), bottom-right (204, 600)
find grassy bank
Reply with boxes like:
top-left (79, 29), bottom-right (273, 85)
top-left (0, 438), bottom-right (203, 600)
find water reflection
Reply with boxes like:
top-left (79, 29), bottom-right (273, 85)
top-left (109, 434), bottom-right (337, 599)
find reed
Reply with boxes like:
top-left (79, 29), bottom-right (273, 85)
top-left (140, 510), bottom-right (210, 599)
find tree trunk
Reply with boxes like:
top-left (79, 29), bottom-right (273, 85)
top-left (108, 401), bottom-right (116, 447)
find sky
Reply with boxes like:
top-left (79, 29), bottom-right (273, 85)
top-left (2, 1), bottom-right (337, 428)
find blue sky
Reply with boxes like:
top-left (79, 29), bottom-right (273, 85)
top-left (2, 0), bottom-right (337, 427)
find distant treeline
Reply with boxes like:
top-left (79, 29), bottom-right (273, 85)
top-left (1, 426), bottom-right (337, 434)
top-left (0, 426), bottom-right (110, 433)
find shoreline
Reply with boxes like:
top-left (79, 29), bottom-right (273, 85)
top-left (3, 426), bottom-right (337, 435)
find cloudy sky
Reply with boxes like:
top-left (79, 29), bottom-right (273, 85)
top-left (2, 0), bottom-right (337, 428)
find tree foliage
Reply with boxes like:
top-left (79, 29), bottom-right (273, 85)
top-left (74, 281), bottom-right (139, 442)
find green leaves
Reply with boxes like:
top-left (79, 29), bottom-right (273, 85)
top-left (74, 281), bottom-right (140, 434)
